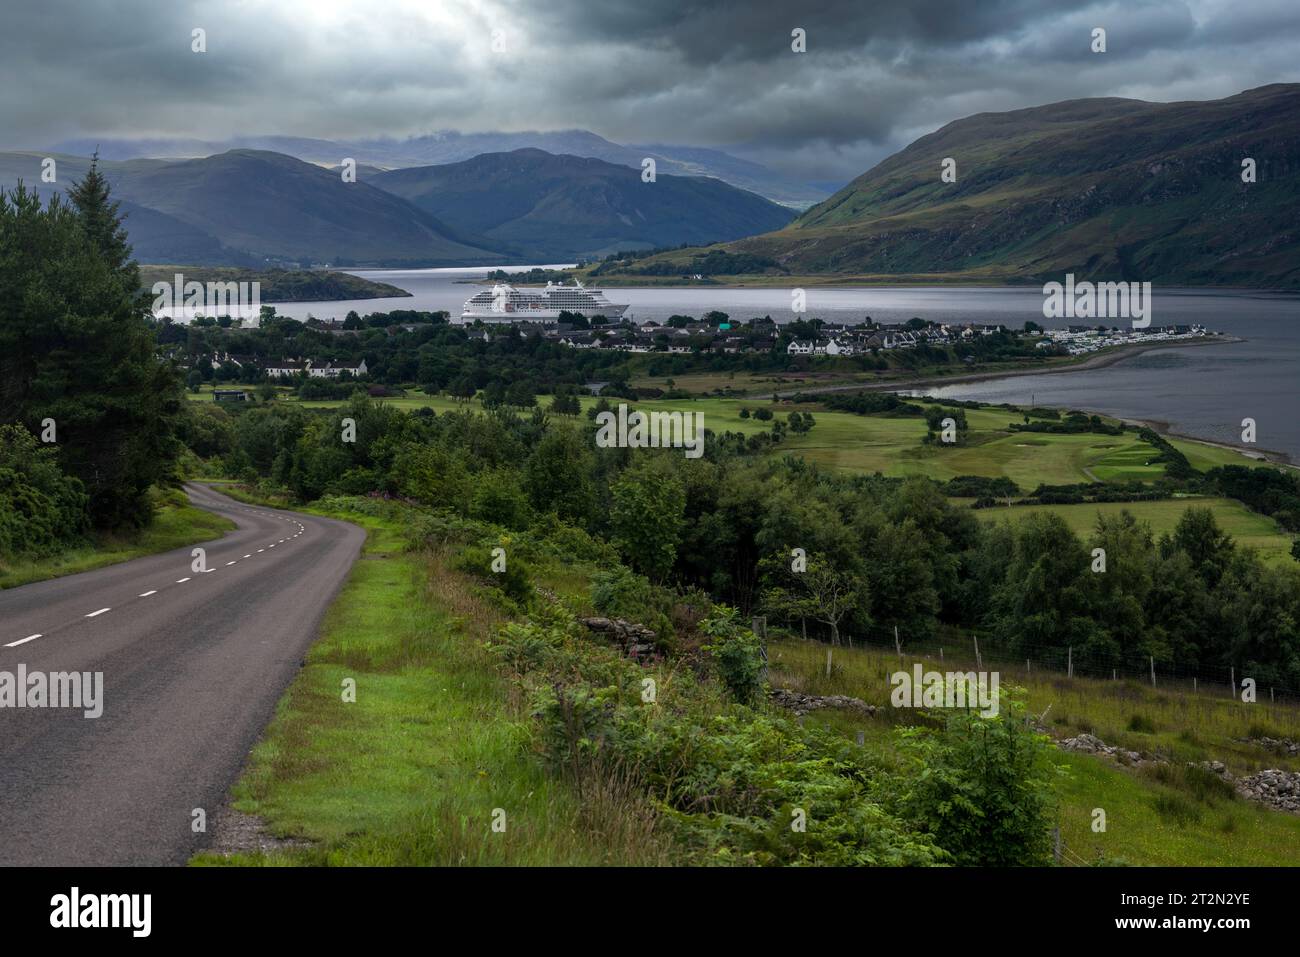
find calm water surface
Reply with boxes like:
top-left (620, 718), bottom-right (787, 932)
top-left (224, 268), bottom-right (1300, 461)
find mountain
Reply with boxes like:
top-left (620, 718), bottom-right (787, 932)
top-left (49, 130), bottom-right (832, 208)
top-left (369, 148), bottom-right (797, 261)
top-left (0, 149), bottom-right (505, 267)
top-left (722, 84), bottom-right (1300, 287)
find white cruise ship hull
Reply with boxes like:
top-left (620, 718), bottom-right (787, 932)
top-left (457, 281), bottom-right (629, 324)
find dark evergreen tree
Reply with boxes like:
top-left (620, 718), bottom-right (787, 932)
top-left (0, 171), bottom-right (182, 529)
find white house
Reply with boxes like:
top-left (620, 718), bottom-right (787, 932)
top-left (787, 340), bottom-right (815, 355)
top-left (307, 359), bottom-right (368, 378)
top-left (264, 360), bottom-right (307, 378)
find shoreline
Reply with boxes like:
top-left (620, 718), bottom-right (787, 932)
top-left (762, 335), bottom-right (1239, 399)
top-left (768, 335), bottom-right (1294, 469)
top-left (1111, 416), bottom-right (1294, 469)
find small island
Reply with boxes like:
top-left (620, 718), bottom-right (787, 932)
top-left (139, 266), bottom-right (411, 303)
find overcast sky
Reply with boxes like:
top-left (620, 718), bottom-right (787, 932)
top-left (3, 0), bottom-right (1298, 183)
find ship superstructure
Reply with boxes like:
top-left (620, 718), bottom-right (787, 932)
top-left (459, 280), bottom-right (628, 324)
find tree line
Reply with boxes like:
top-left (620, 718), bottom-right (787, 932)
top-left (189, 393), bottom-right (1300, 688)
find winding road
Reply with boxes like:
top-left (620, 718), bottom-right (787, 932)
top-left (0, 483), bottom-right (365, 866)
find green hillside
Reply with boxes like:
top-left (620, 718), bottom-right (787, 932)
top-left (612, 85), bottom-right (1300, 287)
top-left (371, 148), bottom-right (796, 261)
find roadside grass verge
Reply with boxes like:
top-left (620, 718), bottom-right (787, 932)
top-left (192, 504), bottom-right (675, 866)
top-left (0, 487), bottom-right (234, 590)
top-left (769, 636), bottom-right (1300, 866)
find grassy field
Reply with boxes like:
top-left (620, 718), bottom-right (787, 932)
top-left (973, 497), bottom-right (1296, 564)
top-left (189, 385), bottom-right (1292, 561)
top-left (185, 383), bottom-right (467, 413)
top-left (193, 383), bottom-right (1285, 498)
top-left (768, 637), bottom-right (1300, 866)
top-left (193, 501), bottom-right (672, 865)
top-left (0, 489), bottom-right (235, 590)
top-left (630, 369), bottom-right (883, 395)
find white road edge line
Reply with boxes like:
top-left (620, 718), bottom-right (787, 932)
top-left (85, 608), bottom-right (111, 618)
top-left (4, 634), bottom-right (41, 648)
top-left (139, 590), bottom-right (157, 597)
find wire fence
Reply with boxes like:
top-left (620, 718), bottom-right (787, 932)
top-left (757, 617), bottom-right (1298, 867)
top-left (762, 617), bottom-right (1300, 709)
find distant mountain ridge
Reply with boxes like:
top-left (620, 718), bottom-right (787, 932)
top-left (48, 130), bottom-right (831, 208)
top-left (721, 84), bottom-right (1300, 288)
top-left (0, 149), bottom-right (504, 267)
top-left (0, 147), bottom-right (794, 266)
top-left (370, 148), bottom-right (796, 261)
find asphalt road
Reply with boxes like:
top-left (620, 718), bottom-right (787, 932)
top-left (0, 483), bottom-right (365, 866)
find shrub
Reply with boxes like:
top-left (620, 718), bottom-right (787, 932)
top-left (495, 605), bottom-right (946, 866)
top-left (454, 540), bottom-right (533, 607)
top-left (468, 469), bottom-right (532, 529)
top-left (526, 514), bottom-right (620, 565)
top-left (890, 692), bottom-right (1062, 866)
top-left (591, 566), bottom-right (674, 643)
top-left (0, 424), bottom-right (89, 556)
top-left (1127, 714), bottom-right (1157, 734)
top-left (700, 605), bottom-right (765, 704)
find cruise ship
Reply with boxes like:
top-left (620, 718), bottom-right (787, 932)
top-left (458, 280), bottom-right (629, 324)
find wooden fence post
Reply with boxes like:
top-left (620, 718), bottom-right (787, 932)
top-left (1150, 655), bottom-right (1156, 687)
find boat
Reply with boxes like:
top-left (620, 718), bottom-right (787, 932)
top-left (458, 280), bottom-right (629, 324)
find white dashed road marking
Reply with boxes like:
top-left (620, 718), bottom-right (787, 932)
top-left (85, 608), bottom-right (110, 618)
top-left (139, 590), bottom-right (157, 597)
top-left (5, 634), bottom-right (41, 648)
top-left (176, 577), bottom-right (191, 583)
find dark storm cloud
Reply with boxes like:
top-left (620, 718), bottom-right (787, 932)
top-left (517, 0), bottom-right (1062, 63)
top-left (1, 0), bottom-right (1297, 184)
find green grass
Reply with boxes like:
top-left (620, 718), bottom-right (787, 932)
top-left (768, 636), bottom-right (1300, 866)
top-left (0, 489), bottom-right (235, 590)
top-left (192, 503), bottom-right (673, 866)
top-left (187, 383), bottom-right (1279, 484)
top-left (629, 369), bottom-right (883, 395)
top-left (973, 497), bottom-right (1296, 565)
